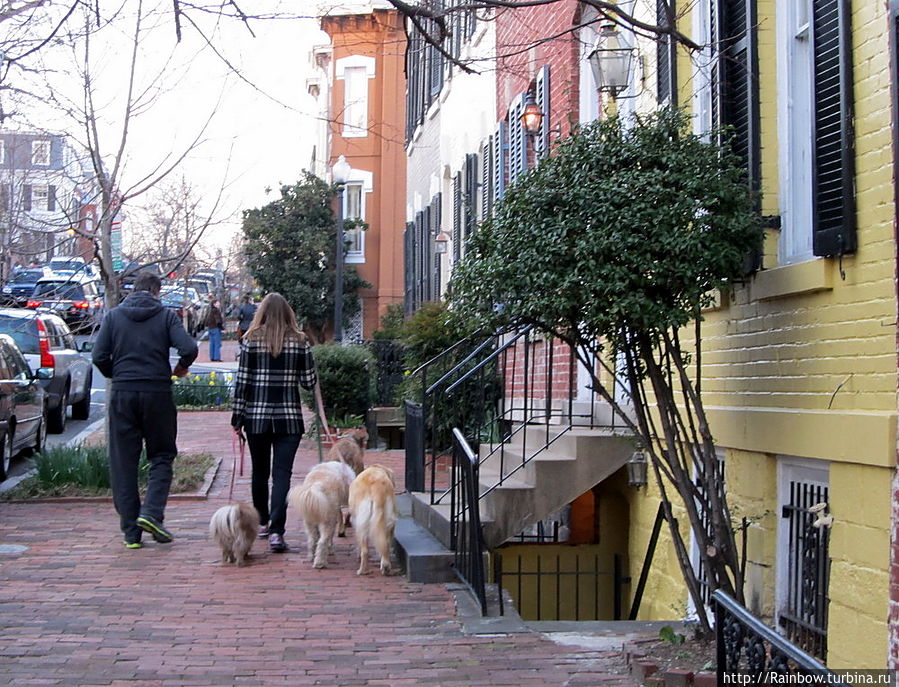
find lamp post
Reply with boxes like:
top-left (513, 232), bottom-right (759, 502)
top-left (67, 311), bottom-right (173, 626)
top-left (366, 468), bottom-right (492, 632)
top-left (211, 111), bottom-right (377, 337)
top-left (331, 155), bottom-right (351, 343)
top-left (587, 23), bottom-right (637, 98)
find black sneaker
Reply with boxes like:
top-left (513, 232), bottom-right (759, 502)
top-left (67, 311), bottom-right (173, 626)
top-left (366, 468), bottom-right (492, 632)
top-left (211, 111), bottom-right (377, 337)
top-left (136, 514), bottom-right (174, 543)
top-left (269, 533), bottom-right (288, 553)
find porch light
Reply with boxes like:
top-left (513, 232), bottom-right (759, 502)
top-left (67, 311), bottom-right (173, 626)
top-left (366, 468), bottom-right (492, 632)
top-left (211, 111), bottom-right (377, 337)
top-left (521, 92), bottom-right (543, 136)
top-left (627, 448), bottom-right (648, 488)
top-left (434, 230), bottom-right (451, 254)
top-left (587, 23), bottom-right (636, 96)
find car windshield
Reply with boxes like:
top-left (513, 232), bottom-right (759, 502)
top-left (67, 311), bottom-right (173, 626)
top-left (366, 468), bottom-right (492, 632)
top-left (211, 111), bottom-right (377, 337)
top-left (10, 270), bottom-right (44, 283)
top-left (50, 260), bottom-right (84, 271)
top-left (0, 317), bottom-right (39, 354)
top-left (160, 296), bottom-right (183, 308)
top-left (33, 282), bottom-right (85, 299)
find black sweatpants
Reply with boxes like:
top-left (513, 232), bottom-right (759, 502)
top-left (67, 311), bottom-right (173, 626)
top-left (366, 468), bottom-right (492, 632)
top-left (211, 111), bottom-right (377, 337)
top-left (107, 389), bottom-right (178, 541)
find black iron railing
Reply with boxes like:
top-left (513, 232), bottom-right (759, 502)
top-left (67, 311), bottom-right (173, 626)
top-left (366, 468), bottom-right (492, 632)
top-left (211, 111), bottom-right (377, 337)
top-left (713, 590), bottom-right (845, 684)
top-left (407, 326), bottom-right (623, 508)
top-left (451, 428), bottom-right (487, 614)
top-left (366, 339), bottom-right (406, 406)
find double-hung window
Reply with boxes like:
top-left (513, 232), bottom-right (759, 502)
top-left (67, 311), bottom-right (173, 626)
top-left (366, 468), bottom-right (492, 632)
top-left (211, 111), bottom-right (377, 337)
top-left (31, 140), bottom-right (50, 166)
top-left (344, 182), bottom-right (364, 258)
top-left (778, 0), bottom-right (855, 263)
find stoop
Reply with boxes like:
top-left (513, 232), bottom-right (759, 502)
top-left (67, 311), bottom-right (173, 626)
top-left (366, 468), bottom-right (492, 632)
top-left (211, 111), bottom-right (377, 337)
top-left (394, 493), bottom-right (456, 583)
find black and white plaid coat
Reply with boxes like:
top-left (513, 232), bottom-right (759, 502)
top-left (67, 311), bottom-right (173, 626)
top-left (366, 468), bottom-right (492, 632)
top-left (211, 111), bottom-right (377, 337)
top-left (230, 335), bottom-right (317, 435)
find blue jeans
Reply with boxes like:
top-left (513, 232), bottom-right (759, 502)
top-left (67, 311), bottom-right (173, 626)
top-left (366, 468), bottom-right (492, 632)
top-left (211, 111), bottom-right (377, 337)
top-left (208, 327), bottom-right (221, 361)
top-left (246, 432), bottom-right (301, 535)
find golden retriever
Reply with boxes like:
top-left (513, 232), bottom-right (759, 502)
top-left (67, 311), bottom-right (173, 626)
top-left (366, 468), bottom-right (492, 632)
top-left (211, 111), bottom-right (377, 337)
top-left (209, 502), bottom-right (260, 566)
top-left (348, 465), bottom-right (397, 576)
top-left (327, 426), bottom-right (368, 475)
top-left (288, 461), bottom-right (356, 568)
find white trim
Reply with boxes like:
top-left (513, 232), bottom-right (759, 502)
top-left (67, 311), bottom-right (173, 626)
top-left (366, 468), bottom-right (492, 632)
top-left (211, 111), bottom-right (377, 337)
top-left (342, 167), bottom-right (372, 264)
top-left (334, 54), bottom-right (376, 79)
top-left (775, 455), bottom-right (829, 631)
top-left (777, 0), bottom-right (815, 265)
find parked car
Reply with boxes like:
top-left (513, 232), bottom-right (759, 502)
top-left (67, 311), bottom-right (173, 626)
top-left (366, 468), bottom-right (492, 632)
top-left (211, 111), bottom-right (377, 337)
top-left (47, 256), bottom-right (95, 278)
top-left (0, 333), bottom-right (49, 482)
top-left (27, 275), bottom-right (104, 333)
top-left (0, 309), bottom-right (92, 434)
top-left (2, 267), bottom-right (52, 306)
top-left (159, 291), bottom-right (198, 337)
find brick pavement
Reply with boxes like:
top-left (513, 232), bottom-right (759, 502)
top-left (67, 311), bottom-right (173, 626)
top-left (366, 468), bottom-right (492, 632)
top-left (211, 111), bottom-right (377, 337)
top-left (0, 408), bottom-right (640, 686)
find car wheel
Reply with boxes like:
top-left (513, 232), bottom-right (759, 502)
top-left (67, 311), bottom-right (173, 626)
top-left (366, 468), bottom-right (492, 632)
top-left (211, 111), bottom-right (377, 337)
top-left (30, 408), bottom-right (47, 455)
top-left (48, 388), bottom-right (68, 434)
top-left (0, 430), bottom-right (14, 482)
top-left (71, 373), bottom-right (92, 421)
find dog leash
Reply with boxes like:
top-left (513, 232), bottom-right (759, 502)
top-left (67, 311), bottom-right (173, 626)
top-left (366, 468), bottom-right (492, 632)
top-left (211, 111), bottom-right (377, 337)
top-left (228, 429), bottom-right (246, 501)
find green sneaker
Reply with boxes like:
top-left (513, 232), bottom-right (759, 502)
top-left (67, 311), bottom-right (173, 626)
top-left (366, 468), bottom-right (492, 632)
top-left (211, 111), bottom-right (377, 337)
top-left (136, 514), bottom-right (174, 544)
top-left (123, 539), bottom-right (143, 549)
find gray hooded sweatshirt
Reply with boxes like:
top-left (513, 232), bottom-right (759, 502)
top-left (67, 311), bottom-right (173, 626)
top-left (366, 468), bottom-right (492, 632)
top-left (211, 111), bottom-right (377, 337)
top-left (92, 290), bottom-right (198, 391)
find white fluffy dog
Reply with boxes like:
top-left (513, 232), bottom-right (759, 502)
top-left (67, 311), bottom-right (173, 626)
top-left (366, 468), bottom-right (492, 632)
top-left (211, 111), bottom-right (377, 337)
top-left (348, 465), bottom-right (397, 576)
top-left (209, 502), bottom-right (260, 566)
top-left (288, 461), bottom-right (356, 568)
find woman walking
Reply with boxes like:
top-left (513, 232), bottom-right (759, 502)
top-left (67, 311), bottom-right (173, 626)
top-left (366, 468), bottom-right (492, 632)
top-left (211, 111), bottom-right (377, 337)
top-left (230, 293), bottom-right (317, 552)
top-left (205, 299), bottom-right (224, 362)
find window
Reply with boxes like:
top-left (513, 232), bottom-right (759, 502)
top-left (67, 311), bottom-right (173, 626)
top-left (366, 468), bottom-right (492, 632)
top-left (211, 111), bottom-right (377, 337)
top-left (33, 185), bottom-right (49, 211)
top-left (31, 140), bottom-right (50, 166)
top-left (344, 182), bottom-right (364, 255)
top-left (343, 66), bottom-right (368, 137)
top-left (778, 0), bottom-right (855, 263)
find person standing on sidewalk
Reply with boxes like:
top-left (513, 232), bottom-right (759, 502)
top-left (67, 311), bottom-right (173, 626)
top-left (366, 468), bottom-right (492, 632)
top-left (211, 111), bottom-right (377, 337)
top-left (93, 271), bottom-right (199, 549)
top-left (235, 295), bottom-right (257, 341)
top-left (230, 292), bottom-right (316, 553)
top-left (205, 299), bottom-right (224, 362)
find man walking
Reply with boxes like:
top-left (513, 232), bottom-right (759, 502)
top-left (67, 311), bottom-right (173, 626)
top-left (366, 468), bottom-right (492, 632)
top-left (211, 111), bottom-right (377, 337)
top-left (235, 294), bottom-right (257, 341)
top-left (93, 271), bottom-right (198, 548)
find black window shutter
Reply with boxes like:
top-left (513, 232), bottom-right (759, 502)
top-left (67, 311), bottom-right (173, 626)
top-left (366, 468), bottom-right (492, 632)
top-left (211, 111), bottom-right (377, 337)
top-left (656, 0), bottom-right (677, 105)
top-left (535, 65), bottom-right (550, 157)
top-left (721, 0), bottom-right (762, 271)
top-left (47, 185), bottom-right (56, 212)
top-left (812, 0), bottom-right (855, 257)
top-left (452, 171), bottom-right (462, 264)
top-left (480, 137), bottom-right (493, 220)
top-left (464, 153), bottom-right (478, 242)
top-left (404, 222), bottom-right (415, 315)
top-left (22, 184), bottom-right (31, 212)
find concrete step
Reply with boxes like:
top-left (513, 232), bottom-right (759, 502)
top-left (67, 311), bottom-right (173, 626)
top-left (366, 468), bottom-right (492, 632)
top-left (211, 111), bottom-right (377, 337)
top-left (394, 493), bottom-right (455, 583)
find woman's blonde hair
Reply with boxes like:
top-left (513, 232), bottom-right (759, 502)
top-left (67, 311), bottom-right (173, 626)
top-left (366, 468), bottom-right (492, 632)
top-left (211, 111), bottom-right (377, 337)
top-left (243, 292), bottom-right (306, 357)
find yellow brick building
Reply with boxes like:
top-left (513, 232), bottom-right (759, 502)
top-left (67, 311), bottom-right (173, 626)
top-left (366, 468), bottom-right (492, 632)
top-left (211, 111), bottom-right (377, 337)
top-left (622, 0), bottom-right (897, 669)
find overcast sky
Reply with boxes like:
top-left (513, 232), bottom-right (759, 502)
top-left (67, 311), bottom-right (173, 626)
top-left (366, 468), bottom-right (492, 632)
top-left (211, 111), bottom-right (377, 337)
top-left (16, 2), bottom-right (331, 253)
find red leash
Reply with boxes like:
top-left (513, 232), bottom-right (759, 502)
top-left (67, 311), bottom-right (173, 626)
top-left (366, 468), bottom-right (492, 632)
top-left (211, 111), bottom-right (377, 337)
top-left (228, 430), bottom-right (246, 501)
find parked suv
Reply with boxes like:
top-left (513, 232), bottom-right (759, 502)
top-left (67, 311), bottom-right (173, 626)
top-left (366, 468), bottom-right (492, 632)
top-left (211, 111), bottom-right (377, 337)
top-left (27, 275), bottom-right (104, 333)
top-left (0, 309), bottom-right (92, 433)
top-left (0, 333), bottom-right (48, 481)
top-left (2, 267), bottom-right (51, 306)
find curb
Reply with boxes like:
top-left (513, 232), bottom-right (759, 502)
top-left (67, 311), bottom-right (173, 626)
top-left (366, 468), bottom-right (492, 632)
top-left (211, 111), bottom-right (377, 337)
top-left (0, 455), bottom-right (222, 504)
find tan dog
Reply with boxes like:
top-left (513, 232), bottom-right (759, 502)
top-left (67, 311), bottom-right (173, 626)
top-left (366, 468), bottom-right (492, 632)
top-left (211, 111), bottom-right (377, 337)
top-left (288, 461), bottom-right (356, 568)
top-left (348, 465), bottom-right (397, 576)
top-left (327, 426), bottom-right (368, 475)
top-left (209, 502), bottom-right (260, 566)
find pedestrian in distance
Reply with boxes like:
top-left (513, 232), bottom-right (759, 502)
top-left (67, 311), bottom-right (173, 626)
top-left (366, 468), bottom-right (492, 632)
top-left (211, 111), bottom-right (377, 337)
top-left (205, 298), bottom-right (224, 362)
top-left (92, 271), bottom-right (198, 549)
top-left (230, 292), bottom-right (317, 553)
top-left (235, 294), bottom-right (257, 342)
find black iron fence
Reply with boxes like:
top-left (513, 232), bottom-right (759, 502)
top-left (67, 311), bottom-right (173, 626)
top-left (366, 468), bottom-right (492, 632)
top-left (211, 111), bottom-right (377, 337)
top-left (495, 547), bottom-right (628, 621)
top-left (713, 590), bottom-right (845, 684)
top-left (366, 339), bottom-right (405, 406)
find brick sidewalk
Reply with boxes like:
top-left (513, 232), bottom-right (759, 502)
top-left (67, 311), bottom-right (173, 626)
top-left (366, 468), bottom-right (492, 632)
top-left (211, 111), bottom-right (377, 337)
top-left (0, 410), bottom-right (639, 686)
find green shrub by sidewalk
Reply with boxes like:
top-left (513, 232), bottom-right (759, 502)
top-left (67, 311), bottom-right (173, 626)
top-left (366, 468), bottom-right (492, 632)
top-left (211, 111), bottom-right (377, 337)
top-left (309, 343), bottom-right (376, 420)
top-left (0, 444), bottom-right (214, 500)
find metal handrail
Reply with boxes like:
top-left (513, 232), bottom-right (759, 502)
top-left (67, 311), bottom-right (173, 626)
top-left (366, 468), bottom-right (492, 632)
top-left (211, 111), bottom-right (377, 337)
top-left (452, 428), bottom-right (488, 615)
top-left (425, 334), bottom-right (496, 395)
top-left (444, 325), bottom-right (533, 395)
top-left (712, 590), bottom-right (845, 684)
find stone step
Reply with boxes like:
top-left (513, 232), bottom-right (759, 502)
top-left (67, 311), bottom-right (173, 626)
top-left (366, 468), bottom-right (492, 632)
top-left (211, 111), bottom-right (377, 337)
top-left (394, 493), bottom-right (456, 583)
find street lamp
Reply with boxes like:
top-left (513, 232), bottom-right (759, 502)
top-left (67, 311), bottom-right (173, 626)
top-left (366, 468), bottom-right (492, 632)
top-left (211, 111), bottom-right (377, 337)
top-left (331, 155), bottom-right (351, 343)
top-left (587, 23), bottom-right (636, 97)
top-left (521, 92), bottom-right (543, 136)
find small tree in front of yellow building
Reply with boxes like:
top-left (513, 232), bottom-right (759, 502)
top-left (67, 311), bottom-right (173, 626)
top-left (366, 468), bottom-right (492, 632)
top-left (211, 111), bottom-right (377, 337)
top-left (449, 108), bottom-right (763, 635)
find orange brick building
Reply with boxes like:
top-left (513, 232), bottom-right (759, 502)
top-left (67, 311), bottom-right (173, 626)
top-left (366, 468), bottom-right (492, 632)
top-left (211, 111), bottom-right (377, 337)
top-left (320, 8), bottom-right (407, 340)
